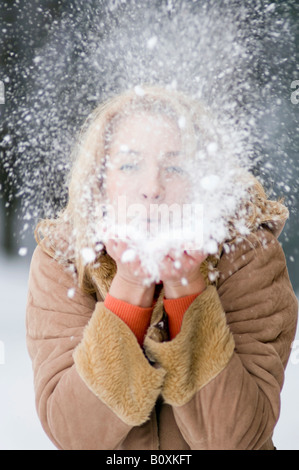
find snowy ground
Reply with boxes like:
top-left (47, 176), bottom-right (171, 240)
top-left (0, 251), bottom-right (298, 450)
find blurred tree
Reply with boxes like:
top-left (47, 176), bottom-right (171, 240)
top-left (0, 0), bottom-right (66, 253)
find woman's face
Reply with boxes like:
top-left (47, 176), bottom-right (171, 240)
top-left (105, 112), bottom-right (191, 228)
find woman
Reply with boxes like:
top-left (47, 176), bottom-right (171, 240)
top-left (26, 86), bottom-right (298, 450)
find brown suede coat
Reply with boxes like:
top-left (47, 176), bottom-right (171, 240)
top-left (26, 226), bottom-right (298, 450)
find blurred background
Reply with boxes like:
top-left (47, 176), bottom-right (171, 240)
top-left (0, 0), bottom-right (298, 450)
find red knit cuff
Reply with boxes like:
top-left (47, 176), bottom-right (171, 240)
top-left (163, 293), bottom-right (200, 339)
top-left (104, 293), bottom-right (153, 346)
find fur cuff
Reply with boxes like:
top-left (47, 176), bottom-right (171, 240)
top-left (73, 303), bottom-right (165, 426)
top-left (143, 286), bottom-right (235, 407)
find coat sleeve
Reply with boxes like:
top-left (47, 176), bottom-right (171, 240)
top-left (144, 228), bottom-right (298, 450)
top-left (26, 246), bottom-right (165, 450)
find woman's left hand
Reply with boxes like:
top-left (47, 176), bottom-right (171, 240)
top-left (159, 250), bottom-right (208, 299)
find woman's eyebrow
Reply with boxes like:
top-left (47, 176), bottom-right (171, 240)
top-left (162, 151), bottom-right (182, 158)
top-left (119, 148), bottom-right (141, 154)
top-left (114, 148), bottom-right (142, 157)
top-left (113, 149), bottom-right (182, 158)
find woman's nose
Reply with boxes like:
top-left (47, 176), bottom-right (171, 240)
top-left (140, 169), bottom-right (165, 201)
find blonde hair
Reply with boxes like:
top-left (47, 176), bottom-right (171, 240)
top-left (35, 85), bottom-right (289, 292)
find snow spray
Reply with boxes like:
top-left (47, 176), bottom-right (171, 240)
top-left (2, 0), bottom-right (298, 280)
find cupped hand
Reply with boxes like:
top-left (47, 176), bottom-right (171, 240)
top-left (105, 238), bottom-right (156, 307)
top-left (106, 238), bottom-right (208, 300)
top-left (105, 238), bottom-right (153, 286)
top-left (159, 249), bottom-right (207, 283)
top-left (159, 249), bottom-right (208, 298)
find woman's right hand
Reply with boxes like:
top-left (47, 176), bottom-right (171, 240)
top-left (105, 238), bottom-right (153, 285)
top-left (105, 238), bottom-right (155, 307)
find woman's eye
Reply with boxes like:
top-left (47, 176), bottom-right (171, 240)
top-left (119, 163), bottom-right (139, 172)
top-left (164, 166), bottom-right (185, 175)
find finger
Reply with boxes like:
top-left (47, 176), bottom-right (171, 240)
top-left (160, 256), bottom-right (181, 277)
top-left (105, 239), bottom-right (129, 262)
top-left (184, 249), bottom-right (207, 262)
top-left (105, 239), bottom-right (118, 255)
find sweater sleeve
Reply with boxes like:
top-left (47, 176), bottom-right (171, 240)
top-left (26, 246), bottom-right (165, 450)
top-left (103, 292), bottom-right (200, 344)
top-left (144, 228), bottom-right (298, 450)
top-left (163, 293), bottom-right (200, 339)
top-left (104, 293), bottom-right (153, 345)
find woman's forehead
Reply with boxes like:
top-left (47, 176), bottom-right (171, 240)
top-left (102, 96), bottom-right (197, 156)
top-left (112, 110), bottom-right (179, 133)
top-left (109, 112), bottom-right (182, 151)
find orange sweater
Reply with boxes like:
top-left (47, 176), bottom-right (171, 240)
top-left (104, 291), bottom-right (200, 346)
